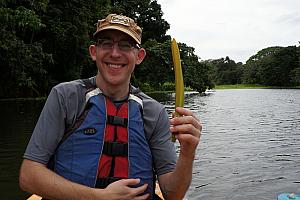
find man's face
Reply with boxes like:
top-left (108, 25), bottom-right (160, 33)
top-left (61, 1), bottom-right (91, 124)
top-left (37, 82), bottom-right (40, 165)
top-left (89, 30), bottom-right (145, 88)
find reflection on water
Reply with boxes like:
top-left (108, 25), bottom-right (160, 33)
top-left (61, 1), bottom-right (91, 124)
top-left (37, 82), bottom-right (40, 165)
top-left (1, 89), bottom-right (300, 199)
top-left (0, 99), bottom-right (45, 199)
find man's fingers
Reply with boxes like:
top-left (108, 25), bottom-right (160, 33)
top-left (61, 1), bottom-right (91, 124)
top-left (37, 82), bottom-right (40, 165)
top-left (118, 178), bottom-right (141, 186)
top-left (170, 114), bottom-right (202, 134)
top-left (170, 107), bottom-right (202, 142)
top-left (171, 115), bottom-right (201, 130)
top-left (171, 123), bottom-right (200, 134)
top-left (132, 183), bottom-right (148, 195)
top-left (109, 179), bottom-right (149, 199)
top-left (175, 107), bottom-right (197, 119)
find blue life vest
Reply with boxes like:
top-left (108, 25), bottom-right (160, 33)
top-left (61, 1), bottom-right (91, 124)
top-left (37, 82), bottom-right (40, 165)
top-left (52, 88), bottom-right (154, 195)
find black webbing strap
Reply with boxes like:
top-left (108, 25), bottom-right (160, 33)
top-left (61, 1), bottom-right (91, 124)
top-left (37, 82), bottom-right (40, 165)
top-left (95, 177), bottom-right (122, 188)
top-left (102, 141), bottom-right (128, 157)
top-left (107, 115), bottom-right (128, 127)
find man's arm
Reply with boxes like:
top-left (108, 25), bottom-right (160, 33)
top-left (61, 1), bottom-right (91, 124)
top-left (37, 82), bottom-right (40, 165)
top-left (19, 159), bottom-right (149, 200)
top-left (20, 159), bottom-right (97, 200)
top-left (158, 107), bottom-right (201, 200)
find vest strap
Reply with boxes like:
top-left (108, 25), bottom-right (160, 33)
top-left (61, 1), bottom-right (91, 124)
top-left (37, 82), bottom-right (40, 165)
top-left (107, 115), bottom-right (128, 127)
top-left (95, 177), bottom-right (122, 188)
top-left (103, 141), bottom-right (128, 157)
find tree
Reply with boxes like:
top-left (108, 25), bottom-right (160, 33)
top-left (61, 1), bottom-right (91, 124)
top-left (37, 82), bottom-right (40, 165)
top-left (179, 43), bottom-right (212, 92)
top-left (0, 1), bottom-right (53, 98)
top-left (206, 56), bottom-right (242, 85)
top-left (40, 0), bottom-right (110, 85)
top-left (133, 40), bottom-right (213, 93)
top-left (290, 67), bottom-right (300, 85)
top-left (133, 39), bottom-right (173, 90)
top-left (0, 0), bottom-right (215, 97)
top-left (290, 44), bottom-right (300, 85)
top-left (109, 0), bottom-right (170, 43)
top-left (243, 46), bottom-right (298, 86)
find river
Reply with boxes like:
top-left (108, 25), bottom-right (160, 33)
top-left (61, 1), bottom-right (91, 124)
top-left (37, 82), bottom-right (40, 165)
top-left (0, 89), bottom-right (299, 199)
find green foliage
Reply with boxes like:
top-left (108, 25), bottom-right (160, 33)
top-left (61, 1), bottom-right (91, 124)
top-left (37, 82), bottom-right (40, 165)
top-left (205, 56), bottom-right (242, 86)
top-left (0, 3), bottom-right (53, 98)
top-left (207, 44), bottom-right (300, 88)
top-left (108, 0), bottom-right (170, 43)
top-left (161, 82), bottom-right (175, 91)
top-left (133, 40), bottom-right (213, 93)
top-left (290, 67), bottom-right (300, 85)
top-left (0, 0), bottom-right (213, 98)
top-left (41, 0), bottom-right (107, 84)
top-left (179, 43), bottom-right (213, 92)
top-left (134, 39), bottom-right (173, 90)
top-left (291, 45), bottom-right (300, 85)
top-left (243, 46), bottom-right (299, 86)
top-left (137, 82), bottom-right (155, 92)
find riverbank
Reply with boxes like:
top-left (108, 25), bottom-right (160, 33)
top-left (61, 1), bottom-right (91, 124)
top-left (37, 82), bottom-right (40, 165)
top-left (1, 85), bottom-right (300, 101)
top-left (0, 97), bottom-right (47, 102)
top-left (214, 84), bottom-right (300, 90)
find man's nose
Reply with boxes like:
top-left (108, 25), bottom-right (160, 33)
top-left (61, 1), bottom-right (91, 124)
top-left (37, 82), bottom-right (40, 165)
top-left (110, 43), bottom-right (122, 56)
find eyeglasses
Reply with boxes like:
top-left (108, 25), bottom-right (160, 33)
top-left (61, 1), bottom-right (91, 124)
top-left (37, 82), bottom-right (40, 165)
top-left (96, 39), bottom-right (140, 52)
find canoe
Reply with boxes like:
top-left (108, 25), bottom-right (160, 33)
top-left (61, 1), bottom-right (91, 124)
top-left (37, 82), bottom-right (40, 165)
top-left (27, 194), bottom-right (41, 200)
top-left (278, 193), bottom-right (300, 200)
top-left (155, 182), bottom-right (164, 199)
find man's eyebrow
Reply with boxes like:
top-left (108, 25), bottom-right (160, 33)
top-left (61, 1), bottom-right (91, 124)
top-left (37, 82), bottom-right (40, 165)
top-left (98, 36), bottom-right (111, 39)
top-left (98, 36), bottom-right (130, 41)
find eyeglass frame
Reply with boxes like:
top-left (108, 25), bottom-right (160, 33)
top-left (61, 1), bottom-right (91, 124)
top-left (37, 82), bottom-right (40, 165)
top-left (95, 38), bottom-right (141, 52)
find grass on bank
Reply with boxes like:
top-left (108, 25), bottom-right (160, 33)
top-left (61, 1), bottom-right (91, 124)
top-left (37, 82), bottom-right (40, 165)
top-left (214, 84), bottom-right (270, 89)
top-left (214, 84), bottom-right (300, 90)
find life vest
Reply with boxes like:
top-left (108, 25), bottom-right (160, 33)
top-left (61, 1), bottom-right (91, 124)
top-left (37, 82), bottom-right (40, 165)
top-left (52, 88), bottom-right (154, 196)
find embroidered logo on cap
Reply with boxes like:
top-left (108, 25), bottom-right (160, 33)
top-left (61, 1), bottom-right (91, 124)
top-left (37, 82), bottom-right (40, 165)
top-left (110, 15), bottom-right (130, 26)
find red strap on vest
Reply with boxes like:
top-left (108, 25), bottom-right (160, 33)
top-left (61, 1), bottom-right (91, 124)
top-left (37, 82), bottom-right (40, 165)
top-left (97, 98), bottom-right (129, 179)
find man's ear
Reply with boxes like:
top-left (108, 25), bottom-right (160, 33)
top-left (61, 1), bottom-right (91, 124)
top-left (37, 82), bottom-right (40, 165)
top-left (89, 45), bottom-right (97, 61)
top-left (135, 48), bottom-right (146, 65)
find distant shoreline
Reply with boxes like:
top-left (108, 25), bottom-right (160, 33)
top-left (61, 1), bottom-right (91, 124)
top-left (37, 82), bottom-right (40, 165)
top-left (214, 84), bottom-right (300, 90)
top-left (1, 85), bottom-right (299, 101)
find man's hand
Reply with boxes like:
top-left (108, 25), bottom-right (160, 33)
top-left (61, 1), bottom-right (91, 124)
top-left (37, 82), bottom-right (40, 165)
top-left (95, 179), bottom-right (149, 200)
top-left (170, 107), bottom-right (202, 157)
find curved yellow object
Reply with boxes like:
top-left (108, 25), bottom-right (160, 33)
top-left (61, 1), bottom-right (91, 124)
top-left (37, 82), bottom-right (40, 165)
top-left (171, 38), bottom-right (185, 142)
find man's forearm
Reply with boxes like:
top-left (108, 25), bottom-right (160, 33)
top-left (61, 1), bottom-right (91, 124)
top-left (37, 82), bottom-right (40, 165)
top-left (159, 153), bottom-right (195, 200)
top-left (19, 159), bottom-right (101, 200)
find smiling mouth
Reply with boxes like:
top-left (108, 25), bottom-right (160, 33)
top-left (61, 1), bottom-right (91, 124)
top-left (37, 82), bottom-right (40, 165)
top-left (107, 63), bottom-right (125, 69)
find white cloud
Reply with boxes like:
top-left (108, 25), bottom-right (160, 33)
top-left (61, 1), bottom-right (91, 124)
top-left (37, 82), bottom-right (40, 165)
top-left (157, 0), bottom-right (300, 63)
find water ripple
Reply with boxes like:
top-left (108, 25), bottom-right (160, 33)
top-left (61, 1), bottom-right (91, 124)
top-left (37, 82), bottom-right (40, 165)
top-left (163, 89), bottom-right (300, 200)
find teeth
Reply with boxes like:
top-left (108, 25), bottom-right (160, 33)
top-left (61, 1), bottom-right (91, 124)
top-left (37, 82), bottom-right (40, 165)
top-left (108, 64), bottom-right (123, 68)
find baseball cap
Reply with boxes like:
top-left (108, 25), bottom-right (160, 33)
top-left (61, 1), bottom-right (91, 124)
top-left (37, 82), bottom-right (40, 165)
top-left (93, 14), bottom-right (142, 44)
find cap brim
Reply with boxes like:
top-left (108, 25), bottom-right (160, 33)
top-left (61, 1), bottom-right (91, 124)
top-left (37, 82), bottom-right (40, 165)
top-left (93, 26), bottom-right (141, 44)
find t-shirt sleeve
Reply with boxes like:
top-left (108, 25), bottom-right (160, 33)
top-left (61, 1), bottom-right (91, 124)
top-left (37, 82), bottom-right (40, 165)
top-left (150, 108), bottom-right (177, 176)
top-left (23, 86), bottom-right (67, 165)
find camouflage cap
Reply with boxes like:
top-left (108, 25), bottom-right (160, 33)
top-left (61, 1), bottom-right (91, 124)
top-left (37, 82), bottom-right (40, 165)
top-left (93, 14), bottom-right (142, 44)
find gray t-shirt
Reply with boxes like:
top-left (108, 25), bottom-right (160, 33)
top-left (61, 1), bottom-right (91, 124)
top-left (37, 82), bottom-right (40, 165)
top-left (24, 77), bottom-right (176, 176)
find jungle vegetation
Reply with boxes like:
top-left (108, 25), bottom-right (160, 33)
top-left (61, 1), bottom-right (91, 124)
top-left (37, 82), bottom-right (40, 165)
top-left (1, 0), bottom-right (299, 98)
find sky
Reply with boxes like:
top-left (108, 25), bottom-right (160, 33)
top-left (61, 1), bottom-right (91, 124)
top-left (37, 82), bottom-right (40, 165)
top-left (157, 0), bottom-right (300, 63)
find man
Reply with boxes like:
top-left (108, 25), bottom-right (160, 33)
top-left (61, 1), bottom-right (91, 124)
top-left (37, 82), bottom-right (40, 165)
top-left (19, 14), bottom-right (202, 200)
